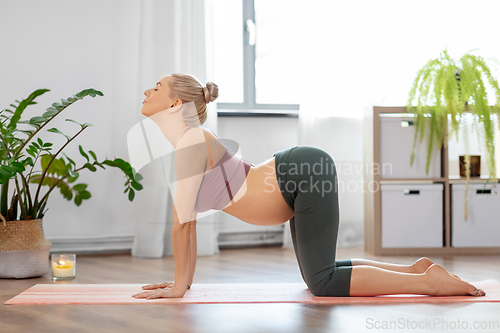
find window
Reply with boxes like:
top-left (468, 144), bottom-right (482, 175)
top-left (213, 0), bottom-right (301, 114)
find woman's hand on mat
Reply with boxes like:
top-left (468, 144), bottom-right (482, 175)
top-left (141, 281), bottom-right (175, 290)
top-left (132, 285), bottom-right (185, 299)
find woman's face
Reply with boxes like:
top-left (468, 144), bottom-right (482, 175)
top-left (141, 76), bottom-right (177, 117)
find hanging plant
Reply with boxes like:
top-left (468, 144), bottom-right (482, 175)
top-left (405, 48), bottom-right (500, 221)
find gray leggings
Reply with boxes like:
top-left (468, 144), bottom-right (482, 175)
top-left (273, 146), bottom-right (352, 297)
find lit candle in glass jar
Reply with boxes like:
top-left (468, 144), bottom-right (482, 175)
top-left (51, 254), bottom-right (76, 280)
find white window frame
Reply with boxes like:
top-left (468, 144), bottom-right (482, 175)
top-left (216, 0), bottom-right (300, 117)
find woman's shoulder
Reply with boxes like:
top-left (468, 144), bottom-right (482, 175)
top-left (178, 127), bottom-right (210, 148)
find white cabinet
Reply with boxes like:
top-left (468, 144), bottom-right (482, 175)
top-left (365, 107), bottom-right (500, 255)
top-left (451, 183), bottom-right (500, 247)
top-left (381, 184), bottom-right (443, 248)
top-left (380, 116), bottom-right (441, 179)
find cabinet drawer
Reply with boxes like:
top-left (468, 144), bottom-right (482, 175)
top-left (451, 184), bottom-right (500, 247)
top-left (380, 116), bottom-right (441, 179)
top-left (381, 184), bottom-right (443, 248)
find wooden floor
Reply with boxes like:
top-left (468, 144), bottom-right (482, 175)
top-left (1, 245), bottom-right (500, 333)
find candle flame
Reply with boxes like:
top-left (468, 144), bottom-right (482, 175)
top-left (55, 260), bottom-right (73, 269)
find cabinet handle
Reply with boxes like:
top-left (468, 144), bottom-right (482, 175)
top-left (404, 189), bottom-right (420, 195)
top-left (476, 189), bottom-right (491, 194)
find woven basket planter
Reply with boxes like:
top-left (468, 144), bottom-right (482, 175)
top-left (0, 219), bottom-right (52, 279)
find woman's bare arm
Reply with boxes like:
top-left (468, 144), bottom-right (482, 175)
top-left (132, 214), bottom-right (193, 299)
top-left (133, 129), bottom-right (204, 299)
top-left (171, 220), bottom-right (193, 294)
top-left (187, 221), bottom-right (197, 288)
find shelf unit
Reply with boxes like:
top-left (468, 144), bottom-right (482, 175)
top-left (364, 106), bottom-right (500, 255)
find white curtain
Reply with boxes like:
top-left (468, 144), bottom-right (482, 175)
top-left (131, 0), bottom-right (220, 258)
top-left (291, 104), bottom-right (368, 249)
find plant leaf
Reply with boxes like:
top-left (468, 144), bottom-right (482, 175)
top-left (47, 127), bottom-right (71, 141)
top-left (40, 154), bottom-right (59, 176)
top-left (65, 119), bottom-right (83, 127)
top-left (40, 154), bottom-right (51, 171)
top-left (67, 173), bottom-right (79, 184)
top-left (88, 150), bottom-right (97, 161)
top-left (134, 172), bottom-right (143, 182)
top-left (21, 157), bottom-right (34, 167)
top-left (75, 88), bottom-right (104, 99)
top-left (42, 110), bottom-right (58, 118)
top-left (52, 102), bottom-right (64, 110)
top-left (68, 168), bottom-right (77, 178)
top-left (3, 165), bottom-right (17, 174)
top-left (53, 158), bottom-right (67, 176)
top-left (26, 148), bottom-right (36, 157)
top-left (30, 116), bottom-right (46, 124)
top-left (62, 151), bottom-right (76, 166)
top-left (0, 166), bottom-right (16, 178)
top-left (10, 161), bottom-right (26, 172)
top-left (7, 89), bottom-right (50, 130)
top-left (95, 161), bottom-right (105, 169)
top-left (131, 181), bottom-right (143, 191)
top-left (17, 130), bottom-right (35, 136)
top-left (80, 190), bottom-right (91, 200)
top-left (102, 160), bottom-right (117, 167)
top-left (84, 163), bottom-right (96, 172)
top-left (73, 184), bottom-right (87, 192)
top-left (60, 184), bottom-right (73, 200)
top-left (79, 145), bottom-right (89, 162)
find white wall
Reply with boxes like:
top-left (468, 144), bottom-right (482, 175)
top-left (0, 1), bottom-right (142, 251)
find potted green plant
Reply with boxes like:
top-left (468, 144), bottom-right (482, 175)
top-left (0, 88), bottom-right (143, 278)
top-left (405, 48), bottom-right (500, 221)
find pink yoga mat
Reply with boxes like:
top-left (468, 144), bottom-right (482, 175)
top-left (5, 280), bottom-right (500, 305)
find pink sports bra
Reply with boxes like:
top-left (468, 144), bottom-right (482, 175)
top-left (179, 127), bottom-right (252, 213)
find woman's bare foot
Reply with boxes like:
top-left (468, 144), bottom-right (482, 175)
top-left (410, 257), bottom-right (434, 273)
top-left (425, 264), bottom-right (485, 296)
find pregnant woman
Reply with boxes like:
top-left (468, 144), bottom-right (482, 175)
top-left (133, 74), bottom-right (485, 299)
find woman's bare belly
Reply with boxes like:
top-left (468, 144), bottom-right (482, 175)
top-left (221, 157), bottom-right (295, 226)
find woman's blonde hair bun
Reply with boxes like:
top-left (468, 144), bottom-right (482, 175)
top-left (203, 82), bottom-right (219, 104)
top-left (168, 73), bottom-right (219, 125)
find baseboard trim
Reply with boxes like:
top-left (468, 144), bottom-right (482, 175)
top-left (48, 235), bottom-right (134, 254)
top-left (48, 231), bottom-right (285, 254)
top-left (217, 231), bottom-right (284, 248)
